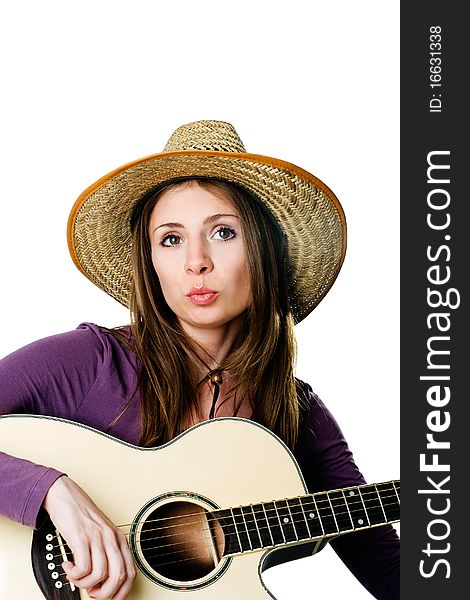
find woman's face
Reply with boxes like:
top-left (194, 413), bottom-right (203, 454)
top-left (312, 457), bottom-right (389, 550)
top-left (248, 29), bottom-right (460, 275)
top-left (149, 183), bottom-right (252, 337)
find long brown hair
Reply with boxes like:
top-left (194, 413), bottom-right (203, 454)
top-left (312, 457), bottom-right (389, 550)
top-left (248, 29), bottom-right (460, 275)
top-left (127, 177), bottom-right (302, 449)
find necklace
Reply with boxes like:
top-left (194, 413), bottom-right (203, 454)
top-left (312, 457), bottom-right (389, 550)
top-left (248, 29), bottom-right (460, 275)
top-left (207, 369), bottom-right (223, 419)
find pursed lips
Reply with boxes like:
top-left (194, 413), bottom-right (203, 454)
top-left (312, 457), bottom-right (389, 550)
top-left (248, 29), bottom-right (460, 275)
top-left (186, 286), bottom-right (219, 306)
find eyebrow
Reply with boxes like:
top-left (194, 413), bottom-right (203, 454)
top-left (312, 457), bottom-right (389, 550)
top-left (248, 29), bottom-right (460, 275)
top-left (153, 213), bottom-right (240, 231)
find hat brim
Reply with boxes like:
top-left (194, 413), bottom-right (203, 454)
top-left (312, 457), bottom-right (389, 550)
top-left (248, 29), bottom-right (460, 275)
top-left (68, 149), bottom-right (346, 323)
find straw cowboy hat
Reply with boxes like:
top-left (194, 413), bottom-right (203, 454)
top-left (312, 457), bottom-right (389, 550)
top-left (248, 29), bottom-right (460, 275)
top-left (67, 119), bottom-right (346, 323)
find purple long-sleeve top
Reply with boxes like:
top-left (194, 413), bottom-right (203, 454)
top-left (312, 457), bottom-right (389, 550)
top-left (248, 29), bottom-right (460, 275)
top-left (0, 323), bottom-right (399, 598)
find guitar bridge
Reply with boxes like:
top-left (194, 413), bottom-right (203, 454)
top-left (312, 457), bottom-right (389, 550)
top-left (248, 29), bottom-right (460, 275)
top-left (31, 512), bottom-right (80, 599)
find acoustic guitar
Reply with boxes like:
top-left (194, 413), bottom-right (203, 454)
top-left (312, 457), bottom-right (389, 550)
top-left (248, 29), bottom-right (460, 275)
top-left (0, 415), bottom-right (399, 599)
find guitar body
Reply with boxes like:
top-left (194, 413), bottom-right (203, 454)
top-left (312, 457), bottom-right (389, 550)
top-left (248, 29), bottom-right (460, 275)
top-left (0, 415), bottom-right (313, 599)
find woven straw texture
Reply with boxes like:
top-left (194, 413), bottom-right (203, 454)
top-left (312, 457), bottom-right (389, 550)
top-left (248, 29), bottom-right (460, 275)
top-left (68, 120), bottom-right (346, 323)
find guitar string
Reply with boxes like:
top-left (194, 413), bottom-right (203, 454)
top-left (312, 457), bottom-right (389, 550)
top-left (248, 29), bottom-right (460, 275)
top-left (47, 489), bottom-right (399, 556)
top-left (52, 550), bottom-right (226, 584)
top-left (135, 503), bottom-right (400, 571)
top-left (52, 513), bottom-right (401, 576)
top-left (53, 503), bottom-right (400, 573)
top-left (119, 487), bottom-right (400, 535)
top-left (48, 488), bottom-right (399, 556)
top-left (52, 549), bottom-right (222, 582)
top-left (120, 496), bottom-right (400, 560)
top-left (49, 482), bottom-right (399, 586)
top-left (113, 483), bottom-right (399, 531)
top-left (49, 495), bottom-right (399, 562)
top-left (54, 504), bottom-right (401, 580)
top-left (120, 490), bottom-right (400, 539)
top-left (126, 508), bottom-right (400, 565)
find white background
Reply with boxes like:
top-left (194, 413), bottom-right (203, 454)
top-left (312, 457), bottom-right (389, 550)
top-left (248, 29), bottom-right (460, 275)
top-left (0, 1), bottom-right (399, 598)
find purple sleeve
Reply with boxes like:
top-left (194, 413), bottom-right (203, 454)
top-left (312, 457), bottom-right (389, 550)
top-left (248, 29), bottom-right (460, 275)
top-left (294, 384), bottom-right (400, 600)
top-left (0, 324), bottom-right (106, 527)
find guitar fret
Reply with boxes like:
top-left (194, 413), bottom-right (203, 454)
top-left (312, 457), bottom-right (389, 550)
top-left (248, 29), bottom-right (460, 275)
top-left (326, 492), bottom-right (339, 532)
top-left (299, 495), bottom-right (323, 538)
top-left (361, 484), bottom-right (386, 526)
top-left (375, 484), bottom-right (387, 521)
top-left (286, 500), bottom-right (299, 541)
top-left (377, 482), bottom-right (400, 522)
top-left (344, 486), bottom-right (369, 529)
top-left (269, 501), bottom-right (284, 543)
top-left (341, 490), bottom-right (354, 528)
top-left (273, 501), bottom-right (286, 543)
top-left (214, 508), bottom-right (241, 555)
top-left (230, 507), bottom-right (250, 552)
top-left (263, 502), bottom-right (285, 545)
top-left (274, 500), bottom-right (298, 543)
top-left (357, 487), bottom-right (371, 526)
top-left (250, 504), bottom-right (266, 548)
top-left (228, 508), bottom-right (243, 553)
top-left (328, 490), bottom-right (353, 532)
top-left (241, 505), bottom-right (262, 550)
top-left (313, 492), bottom-right (338, 535)
top-left (393, 481), bottom-right (400, 504)
top-left (310, 494), bottom-right (325, 536)
top-left (262, 504), bottom-right (275, 546)
top-left (286, 497), bottom-right (310, 540)
top-left (241, 507), bottom-right (252, 550)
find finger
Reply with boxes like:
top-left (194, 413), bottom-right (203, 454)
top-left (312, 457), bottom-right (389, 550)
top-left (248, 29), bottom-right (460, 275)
top-left (68, 537), bottom-right (108, 590)
top-left (62, 541), bottom-right (92, 581)
top-left (86, 532), bottom-right (127, 599)
top-left (109, 536), bottom-right (137, 600)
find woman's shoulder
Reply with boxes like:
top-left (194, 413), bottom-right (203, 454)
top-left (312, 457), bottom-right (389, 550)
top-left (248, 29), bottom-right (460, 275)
top-left (294, 378), bottom-right (366, 492)
top-left (75, 322), bottom-right (133, 352)
top-left (1, 322), bottom-right (138, 380)
top-left (296, 378), bottom-right (332, 421)
top-left (295, 378), bottom-right (346, 444)
top-left (69, 322), bottom-right (139, 372)
top-left (0, 322), bottom-right (139, 418)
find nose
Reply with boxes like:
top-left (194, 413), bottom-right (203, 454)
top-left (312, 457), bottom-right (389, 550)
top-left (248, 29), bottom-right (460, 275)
top-left (184, 238), bottom-right (214, 275)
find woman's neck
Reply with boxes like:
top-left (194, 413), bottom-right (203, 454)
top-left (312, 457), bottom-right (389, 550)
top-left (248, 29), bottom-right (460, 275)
top-left (180, 314), bottom-right (244, 369)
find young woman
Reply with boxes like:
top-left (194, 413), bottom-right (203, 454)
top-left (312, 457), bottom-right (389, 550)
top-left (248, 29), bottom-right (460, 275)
top-left (0, 120), bottom-right (399, 599)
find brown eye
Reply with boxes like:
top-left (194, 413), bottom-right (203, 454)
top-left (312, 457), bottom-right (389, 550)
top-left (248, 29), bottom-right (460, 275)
top-left (161, 234), bottom-right (181, 247)
top-left (214, 227), bottom-right (236, 241)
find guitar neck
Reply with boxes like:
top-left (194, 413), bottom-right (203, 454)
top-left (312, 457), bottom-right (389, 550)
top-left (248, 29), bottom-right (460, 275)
top-left (216, 480), bottom-right (400, 556)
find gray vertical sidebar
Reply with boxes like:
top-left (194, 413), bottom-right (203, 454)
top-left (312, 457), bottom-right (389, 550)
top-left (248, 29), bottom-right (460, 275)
top-left (400, 3), bottom-right (467, 598)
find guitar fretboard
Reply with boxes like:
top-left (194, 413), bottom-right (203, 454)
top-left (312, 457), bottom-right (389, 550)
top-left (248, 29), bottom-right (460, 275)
top-left (214, 480), bottom-right (400, 556)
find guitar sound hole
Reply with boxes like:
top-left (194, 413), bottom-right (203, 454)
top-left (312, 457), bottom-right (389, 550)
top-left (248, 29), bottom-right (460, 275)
top-left (138, 500), bottom-right (225, 583)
